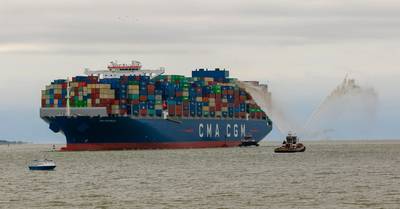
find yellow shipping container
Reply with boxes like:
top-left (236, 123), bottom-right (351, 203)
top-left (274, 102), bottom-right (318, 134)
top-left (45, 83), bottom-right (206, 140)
top-left (128, 85), bottom-right (139, 90)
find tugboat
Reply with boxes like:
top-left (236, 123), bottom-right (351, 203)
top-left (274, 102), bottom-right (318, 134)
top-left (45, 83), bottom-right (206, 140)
top-left (28, 159), bottom-right (56, 171)
top-left (274, 133), bottom-right (306, 153)
top-left (239, 135), bottom-right (260, 147)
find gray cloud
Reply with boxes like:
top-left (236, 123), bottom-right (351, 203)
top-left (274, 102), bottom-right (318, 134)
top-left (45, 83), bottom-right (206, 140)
top-left (2, 0), bottom-right (400, 53)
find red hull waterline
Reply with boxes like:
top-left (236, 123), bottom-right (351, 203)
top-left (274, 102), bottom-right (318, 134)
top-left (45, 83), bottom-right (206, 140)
top-left (60, 141), bottom-right (242, 151)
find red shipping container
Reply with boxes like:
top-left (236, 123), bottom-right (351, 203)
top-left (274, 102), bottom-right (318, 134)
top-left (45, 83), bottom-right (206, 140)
top-left (130, 99), bottom-right (140, 105)
top-left (183, 110), bottom-right (189, 117)
top-left (41, 99), bottom-right (46, 107)
top-left (163, 101), bottom-right (167, 109)
top-left (139, 95), bottom-right (147, 102)
top-left (168, 104), bottom-right (175, 116)
top-left (147, 85), bottom-right (155, 92)
top-left (140, 109), bottom-right (147, 116)
top-left (77, 82), bottom-right (86, 87)
top-left (176, 105), bottom-right (182, 116)
top-left (54, 94), bottom-right (61, 99)
top-left (112, 100), bottom-right (119, 105)
top-left (62, 83), bottom-right (67, 89)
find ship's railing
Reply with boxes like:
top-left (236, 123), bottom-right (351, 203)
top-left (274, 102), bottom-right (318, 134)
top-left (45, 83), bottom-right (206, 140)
top-left (40, 107), bottom-right (266, 121)
top-left (40, 107), bottom-right (107, 117)
top-left (84, 68), bottom-right (165, 78)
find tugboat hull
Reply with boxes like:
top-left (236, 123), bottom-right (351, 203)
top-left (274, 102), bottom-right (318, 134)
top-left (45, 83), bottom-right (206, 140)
top-left (274, 146), bottom-right (306, 153)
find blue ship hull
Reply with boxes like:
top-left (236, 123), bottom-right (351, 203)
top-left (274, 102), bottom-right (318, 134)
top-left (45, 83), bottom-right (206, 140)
top-left (28, 166), bottom-right (56, 170)
top-left (42, 116), bottom-right (272, 150)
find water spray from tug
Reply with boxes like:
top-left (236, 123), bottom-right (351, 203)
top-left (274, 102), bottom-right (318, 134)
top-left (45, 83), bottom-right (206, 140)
top-left (240, 75), bottom-right (379, 140)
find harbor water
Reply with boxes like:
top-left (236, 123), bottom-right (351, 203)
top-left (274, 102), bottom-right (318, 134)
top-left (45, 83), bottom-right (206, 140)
top-left (1, 141), bottom-right (400, 209)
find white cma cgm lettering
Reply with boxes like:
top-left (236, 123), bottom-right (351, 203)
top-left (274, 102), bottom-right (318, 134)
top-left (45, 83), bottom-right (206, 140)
top-left (198, 123), bottom-right (246, 138)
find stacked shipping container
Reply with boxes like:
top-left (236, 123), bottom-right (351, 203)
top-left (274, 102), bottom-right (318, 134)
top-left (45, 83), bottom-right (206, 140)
top-left (41, 74), bottom-right (266, 119)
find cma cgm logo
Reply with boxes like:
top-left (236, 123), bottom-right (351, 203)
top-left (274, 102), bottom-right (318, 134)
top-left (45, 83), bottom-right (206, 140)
top-left (198, 123), bottom-right (246, 138)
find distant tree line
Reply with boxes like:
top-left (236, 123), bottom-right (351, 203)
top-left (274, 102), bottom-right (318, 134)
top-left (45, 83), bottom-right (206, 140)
top-left (0, 140), bottom-right (26, 144)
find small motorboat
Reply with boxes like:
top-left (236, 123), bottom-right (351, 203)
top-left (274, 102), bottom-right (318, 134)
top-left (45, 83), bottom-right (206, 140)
top-left (274, 133), bottom-right (306, 153)
top-left (239, 135), bottom-right (259, 147)
top-left (28, 159), bottom-right (56, 171)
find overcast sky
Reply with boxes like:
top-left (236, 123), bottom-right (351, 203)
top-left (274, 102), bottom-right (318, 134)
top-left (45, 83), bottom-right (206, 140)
top-left (0, 0), bottom-right (399, 142)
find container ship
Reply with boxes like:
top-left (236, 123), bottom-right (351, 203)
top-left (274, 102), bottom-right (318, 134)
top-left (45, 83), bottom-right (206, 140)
top-left (40, 61), bottom-right (273, 151)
